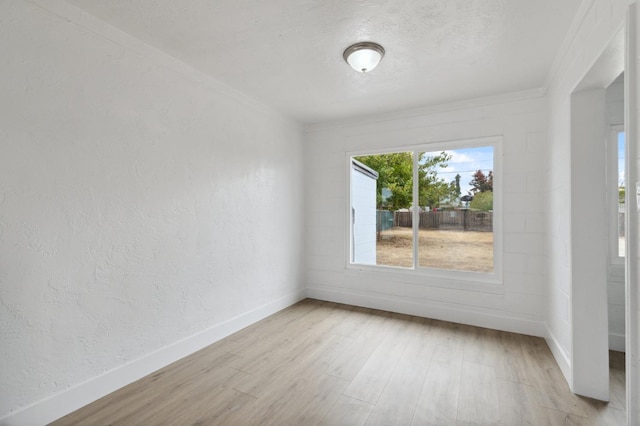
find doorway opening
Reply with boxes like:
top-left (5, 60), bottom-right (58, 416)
top-left (569, 26), bottom-right (625, 407)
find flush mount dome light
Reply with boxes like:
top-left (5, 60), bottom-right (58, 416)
top-left (343, 42), bottom-right (385, 73)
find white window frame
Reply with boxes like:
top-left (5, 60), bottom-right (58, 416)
top-left (608, 125), bottom-right (625, 265)
top-left (346, 136), bottom-right (503, 286)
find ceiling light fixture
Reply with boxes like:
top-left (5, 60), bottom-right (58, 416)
top-left (343, 42), bottom-right (385, 73)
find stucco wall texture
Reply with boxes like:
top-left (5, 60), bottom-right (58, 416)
top-left (0, 0), bottom-right (305, 417)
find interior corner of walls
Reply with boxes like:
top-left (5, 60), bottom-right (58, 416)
top-left (0, 289), bottom-right (306, 426)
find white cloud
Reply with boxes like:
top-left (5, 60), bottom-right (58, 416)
top-left (426, 147), bottom-right (494, 195)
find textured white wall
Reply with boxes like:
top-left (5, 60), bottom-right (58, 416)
top-left (0, 0), bottom-right (304, 420)
top-left (545, 0), bottom-right (630, 388)
top-left (305, 94), bottom-right (548, 335)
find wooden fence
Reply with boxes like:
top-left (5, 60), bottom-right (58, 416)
top-left (392, 210), bottom-right (493, 232)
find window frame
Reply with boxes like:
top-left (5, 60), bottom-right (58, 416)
top-left (345, 136), bottom-right (503, 286)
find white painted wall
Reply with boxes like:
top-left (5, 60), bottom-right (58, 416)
top-left (570, 88), bottom-right (610, 400)
top-left (545, 0), bottom-right (631, 398)
top-left (305, 93), bottom-right (548, 336)
top-left (0, 1), bottom-right (305, 423)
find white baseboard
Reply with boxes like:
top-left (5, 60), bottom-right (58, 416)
top-left (0, 289), bottom-right (306, 426)
top-left (541, 327), bottom-right (625, 398)
top-left (545, 325), bottom-right (572, 389)
top-left (307, 285), bottom-right (546, 337)
top-left (609, 332), bottom-right (626, 352)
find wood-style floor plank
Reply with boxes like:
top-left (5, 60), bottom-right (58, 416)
top-left (496, 379), bottom-right (541, 425)
top-left (342, 314), bottom-right (413, 404)
top-left (495, 330), bottom-right (535, 386)
top-left (320, 395), bottom-right (373, 426)
top-left (411, 344), bottom-right (463, 425)
top-left (364, 319), bottom-right (433, 425)
top-left (50, 299), bottom-right (626, 426)
top-left (324, 310), bottom-right (392, 381)
top-left (456, 361), bottom-right (500, 425)
top-left (609, 350), bottom-right (626, 411)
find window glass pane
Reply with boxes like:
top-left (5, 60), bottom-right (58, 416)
top-left (618, 131), bottom-right (625, 257)
top-left (351, 152), bottom-right (413, 268)
top-left (417, 147), bottom-right (494, 272)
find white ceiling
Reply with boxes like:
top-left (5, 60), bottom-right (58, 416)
top-left (65, 0), bottom-right (583, 124)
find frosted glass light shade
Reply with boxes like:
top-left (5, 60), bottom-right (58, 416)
top-left (343, 42), bottom-right (385, 73)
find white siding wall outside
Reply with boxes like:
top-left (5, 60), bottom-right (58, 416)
top-left (351, 165), bottom-right (377, 265)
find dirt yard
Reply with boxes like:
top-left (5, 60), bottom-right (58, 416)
top-left (376, 227), bottom-right (493, 272)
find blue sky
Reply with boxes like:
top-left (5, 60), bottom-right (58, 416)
top-left (423, 146), bottom-right (494, 196)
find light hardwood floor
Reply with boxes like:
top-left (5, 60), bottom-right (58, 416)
top-left (51, 299), bottom-right (626, 425)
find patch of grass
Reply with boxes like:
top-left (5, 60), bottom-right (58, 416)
top-left (376, 227), bottom-right (493, 272)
